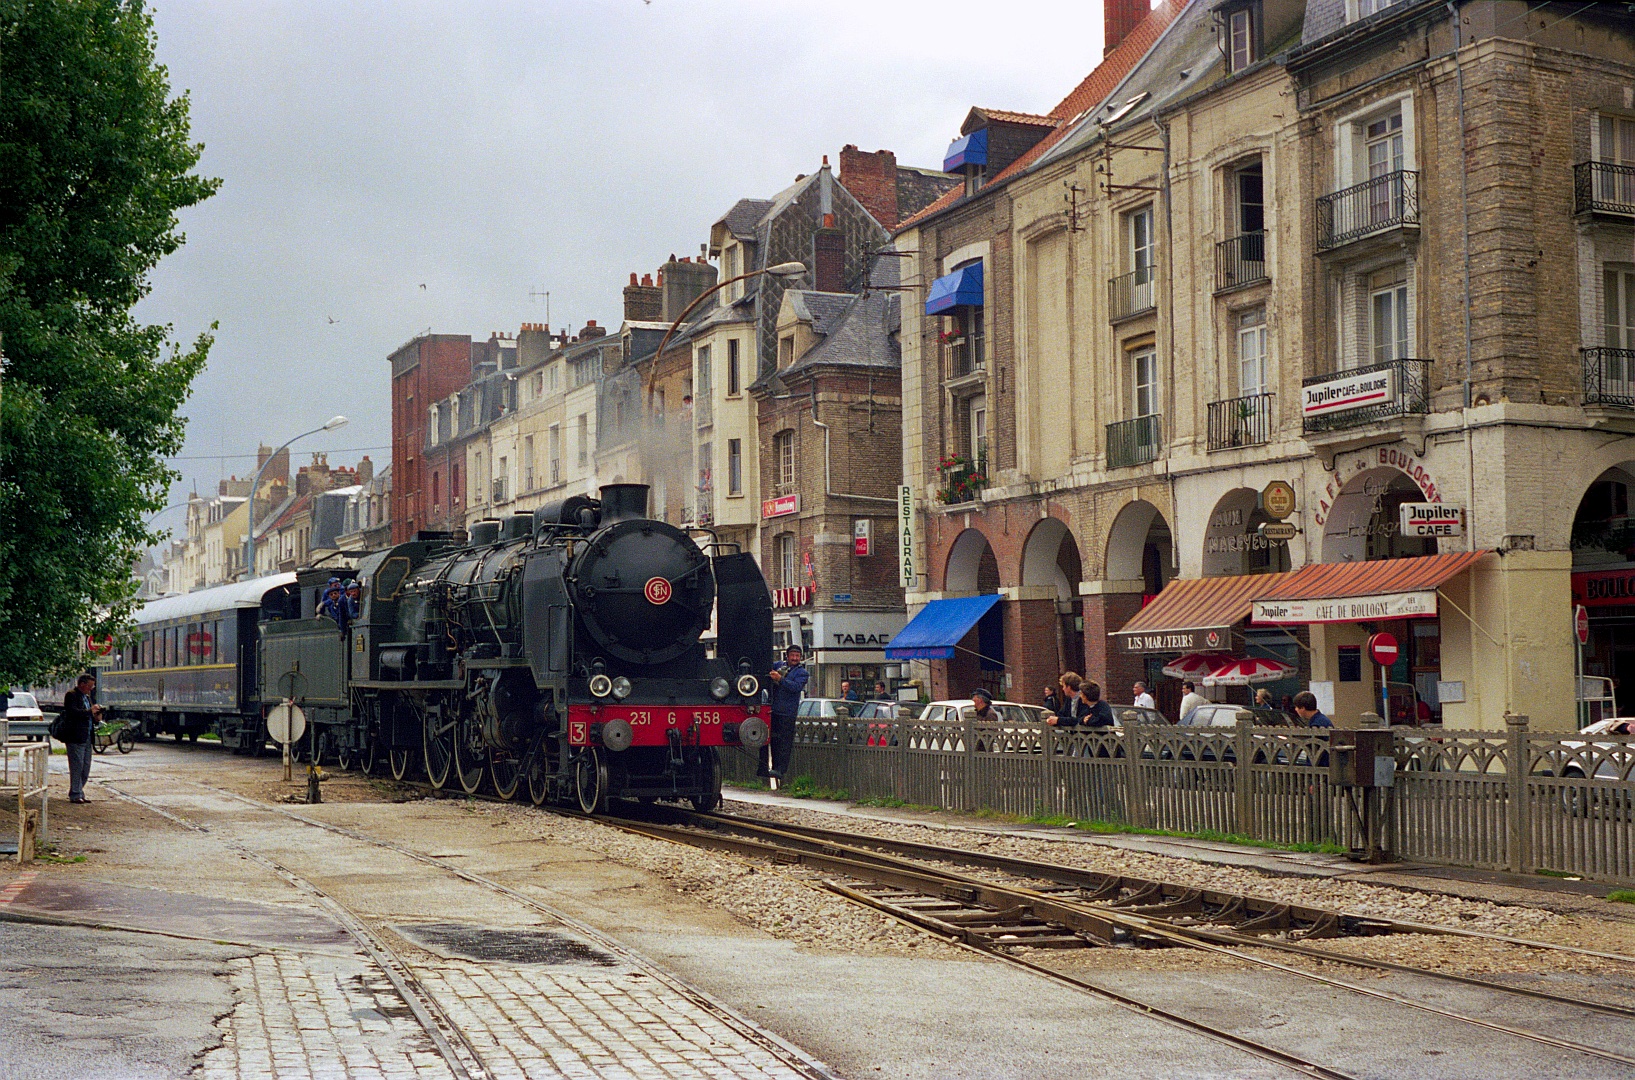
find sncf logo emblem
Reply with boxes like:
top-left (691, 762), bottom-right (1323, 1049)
top-left (644, 577), bottom-right (672, 605)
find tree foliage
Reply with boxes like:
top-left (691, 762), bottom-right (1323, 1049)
top-left (0, 0), bottom-right (218, 683)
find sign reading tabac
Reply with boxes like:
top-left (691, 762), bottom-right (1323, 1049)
top-left (1252, 590), bottom-right (1438, 624)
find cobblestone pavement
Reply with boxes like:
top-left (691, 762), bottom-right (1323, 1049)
top-left (194, 946), bottom-right (815, 1080)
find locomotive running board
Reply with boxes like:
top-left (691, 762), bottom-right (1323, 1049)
top-left (350, 679), bottom-right (466, 690)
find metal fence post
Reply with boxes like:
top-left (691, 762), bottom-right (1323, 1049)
top-left (1041, 721), bottom-right (1057, 818)
top-left (1124, 723), bottom-right (1147, 828)
top-left (1505, 713), bottom-right (1530, 874)
top-left (964, 713), bottom-right (977, 811)
top-left (1235, 714), bottom-right (1254, 837)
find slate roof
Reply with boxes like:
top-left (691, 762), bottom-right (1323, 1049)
top-left (784, 291), bottom-right (856, 336)
top-left (714, 198), bottom-right (773, 241)
top-left (782, 291), bottom-right (901, 378)
top-left (895, 0), bottom-right (1192, 234)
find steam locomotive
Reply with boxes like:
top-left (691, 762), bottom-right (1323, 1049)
top-left (101, 484), bottom-right (774, 811)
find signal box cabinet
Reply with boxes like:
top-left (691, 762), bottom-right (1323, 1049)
top-left (1328, 729), bottom-right (1395, 788)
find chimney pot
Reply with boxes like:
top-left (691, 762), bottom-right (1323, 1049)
top-left (629, 272), bottom-right (637, 285)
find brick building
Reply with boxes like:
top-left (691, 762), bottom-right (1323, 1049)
top-left (895, 0), bottom-right (1635, 731)
top-left (755, 288), bottom-right (906, 695)
top-left (388, 334), bottom-right (474, 542)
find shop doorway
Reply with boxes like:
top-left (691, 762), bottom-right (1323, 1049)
top-left (1570, 467), bottom-right (1635, 718)
top-left (1321, 468), bottom-right (1438, 564)
top-left (943, 528), bottom-right (1005, 700)
top-left (1021, 517), bottom-right (1085, 681)
top-left (1106, 500), bottom-right (1174, 599)
top-left (1202, 488), bottom-right (1292, 578)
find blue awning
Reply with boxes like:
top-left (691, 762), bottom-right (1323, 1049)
top-left (924, 261), bottom-right (985, 316)
top-left (942, 129), bottom-right (988, 172)
top-left (885, 594), bottom-right (1003, 661)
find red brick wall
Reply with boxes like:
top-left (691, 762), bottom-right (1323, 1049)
top-left (839, 145), bottom-right (899, 229)
top-left (1081, 592), bottom-right (1146, 704)
top-left (389, 335), bottom-right (472, 542)
top-left (1005, 598), bottom-right (1060, 708)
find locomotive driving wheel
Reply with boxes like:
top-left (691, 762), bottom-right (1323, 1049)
top-left (453, 714), bottom-right (486, 795)
top-left (335, 741), bottom-right (355, 772)
top-left (489, 749), bottom-right (521, 801)
top-left (389, 745), bottom-right (416, 781)
top-left (575, 748), bottom-right (608, 814)
top-left (690, 749), bottom-right (722, 813)
top-left (422, 701), bottom-right (456, 790)
top-left (525, 736), bottom-right (553, 806)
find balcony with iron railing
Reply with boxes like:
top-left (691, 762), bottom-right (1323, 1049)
top-left (1316, 170), bottom-right (1419, 251)
top-left (1301, 358), bottom-right (1431, 435)
top-left (1215, 232), bottom-right (1268, 292)
top-left (1583, 348), bottom-right (1635, 408)
top-left (1207, 393), bottom-right (1274, 451)
top-left (1575, 161), bottom-right (1635, 219)
top-left (1108, 265), bottom-right (1157, 321)
top-left (1106, 414), bottom-right (1161, 469)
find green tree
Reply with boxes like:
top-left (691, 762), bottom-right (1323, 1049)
top-left (0, 0), bottom-right (218, 684)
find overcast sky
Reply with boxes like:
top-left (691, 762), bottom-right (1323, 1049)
top-left (138, 0), bottom-right (1109, 531)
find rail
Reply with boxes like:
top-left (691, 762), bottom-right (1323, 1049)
top-left (1206, 393), bottom-right (1274, 450)
top-left (1107, 265), bottom-right (1156, 321)
top-left (1106, 414), bottom-right (1161, 469)
top-left (1214, 232), bottom-right (1267, 291)
top-left (1583, 347), bottom-right (1635, 408)
top-left (1575, 160), bottom-right (1635, 218)
top-left (721, 714), bottom-right (1635, 884)
top-left (0, 734), bottom-right (50, 862)
top-left (1316, 170), bottom-right (1418, 250)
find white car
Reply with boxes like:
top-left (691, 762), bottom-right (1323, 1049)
top-left (5, 691), bottom-right (49, 741)
top-left (918, 699), bottom-right (1049, 725)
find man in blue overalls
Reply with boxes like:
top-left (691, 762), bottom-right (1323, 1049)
top-left (764, 645), bottom-right (808, 780)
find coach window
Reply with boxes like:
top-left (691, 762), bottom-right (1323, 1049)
top-left (213, 619), bottom-right (224, 664)
top-left (164, 627), bottom-right (176, 667)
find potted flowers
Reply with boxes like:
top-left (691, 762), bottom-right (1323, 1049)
top-left (936, 454), bottom-right (988, 505)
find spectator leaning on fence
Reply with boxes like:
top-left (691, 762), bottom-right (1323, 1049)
top-left (1045, 673), bottom-right (1085, 727)
top-left (1082, 680), bottom-right (1116, 729)
top-left (1292, 691), bottom-right (1333, 728)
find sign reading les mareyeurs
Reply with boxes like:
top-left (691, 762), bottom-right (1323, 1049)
top-left (898, 485), bottom-right (915, 589)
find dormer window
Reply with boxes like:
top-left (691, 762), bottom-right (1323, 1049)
top-left (1223, 2), bottom-right (1258, 73)
top-left (1351, 0), bottom-right (1405, 21)
top-left (943, 129), bottom-right (989, 195)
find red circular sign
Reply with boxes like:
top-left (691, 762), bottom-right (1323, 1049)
top-left (1575, 604), bottom-right (1591, 646)
top-left (86, 635), bottom-right (114, 657)
top-left (1367, 632), bottom-right (1399, 667)
top-left (643, 576), bottom-right (672, 606)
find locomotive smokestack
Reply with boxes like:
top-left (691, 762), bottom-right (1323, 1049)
top-left (598, 484), bottom-right (649, 524)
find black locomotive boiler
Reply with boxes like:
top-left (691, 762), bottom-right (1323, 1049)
top-left (258, 483), bottom-right (773, 811)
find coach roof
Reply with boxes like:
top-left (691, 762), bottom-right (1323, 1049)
top-left (135, 572), bottom-right (298, 625)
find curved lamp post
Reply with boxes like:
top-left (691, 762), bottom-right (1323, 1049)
top-left (243, 415), bottom-right (348, 580)
top-left (644, 261), bottom-right (808, 400)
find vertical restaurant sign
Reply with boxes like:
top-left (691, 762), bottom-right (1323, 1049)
top-left (898, 485), bottom-right (916, 589)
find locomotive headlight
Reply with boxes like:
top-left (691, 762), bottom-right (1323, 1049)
top-left (736, 674), bottom-right (760, 698)
top-left (710, 677), bottom-right (731, 700)
top-left (589, 673), bottom-right (613, 698)
top-left (610, 676), bottom-right (632, 700)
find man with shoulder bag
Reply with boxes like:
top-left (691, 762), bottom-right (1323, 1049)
top-left (58, 674), bottom-right (101, 803)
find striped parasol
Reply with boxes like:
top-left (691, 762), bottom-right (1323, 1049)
top-left (1161, 652), bottom-right (1236, 680)
top-left (1204, 656), bottom-right (1294, 686)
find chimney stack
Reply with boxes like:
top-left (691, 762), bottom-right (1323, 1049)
top-left (356, 455), bottom-right (374, 485)
top-left (1104, 0), bottom-right (1148, 56)
top-left (624, 271), bottom-right (662, 322)
top-left (839, 144), bottom-right (900, 229)
top-left (658, 255), bottom-right (719, 322)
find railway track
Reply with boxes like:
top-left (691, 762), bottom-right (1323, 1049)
top-left (595, 804), bottom-right (1635, 1071)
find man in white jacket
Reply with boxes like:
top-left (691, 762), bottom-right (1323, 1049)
top-left (1177, 681), bottom-right (1209, 724)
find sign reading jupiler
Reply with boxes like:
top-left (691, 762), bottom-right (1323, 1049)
top-left (897, 485), bottom-right (916, 589)
top-left (1302, 367), bottom-right (1396, 417)
top-left (1252, 590), bottom-right (1438, 624)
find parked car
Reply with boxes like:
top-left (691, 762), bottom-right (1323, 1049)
top-left (1170, 704), bottom-right (1315, 764)
top-left (796, 698), bottom-right (852, 719)
top-left (5, 690), bottom-right (48, 741)
top-left (918, 699), bottom-right (1049, 725)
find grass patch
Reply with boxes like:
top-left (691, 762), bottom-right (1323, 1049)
top-left (199, 732), bottom-right (220, 742)
top-left (1607, 889), bottom-right (1635, 904)
top-left (1536, 868), bottom-right (1584, 880)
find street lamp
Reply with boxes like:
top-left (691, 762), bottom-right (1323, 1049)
top-left (244, 415), bottom-right (348, 579)
top-left (645, 261), bottom-right (808, 400)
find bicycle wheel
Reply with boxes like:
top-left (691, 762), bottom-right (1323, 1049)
top-left (117, 728), bottom-right (136, 754)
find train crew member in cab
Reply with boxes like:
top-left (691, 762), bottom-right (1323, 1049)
top-left (764, 645), bottom-right (808, 780)
top-left (344, 579), bottom-right (362, 618)
top-left (317, 578), bottom-right (350, 632)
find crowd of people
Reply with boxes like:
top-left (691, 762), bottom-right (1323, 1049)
top-left (1026, 673), bottom-right (1334, 729)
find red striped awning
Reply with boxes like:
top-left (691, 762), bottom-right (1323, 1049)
top-left (1112, 571), bottom-right (1296, 653)
top-left (1249, 551), bottom-right (1491, 624)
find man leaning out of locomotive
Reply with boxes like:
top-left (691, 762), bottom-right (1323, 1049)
top-left (317, 578), bottom-right (351, 632)
top-left (764, 645), bottom-right (808, 779)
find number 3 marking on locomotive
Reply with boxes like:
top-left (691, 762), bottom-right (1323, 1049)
top-left (644, 576), bottom-right (672, 605)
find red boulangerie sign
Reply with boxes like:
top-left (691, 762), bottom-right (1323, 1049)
top-left (1572, 569), bottom-right (1635, 608)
